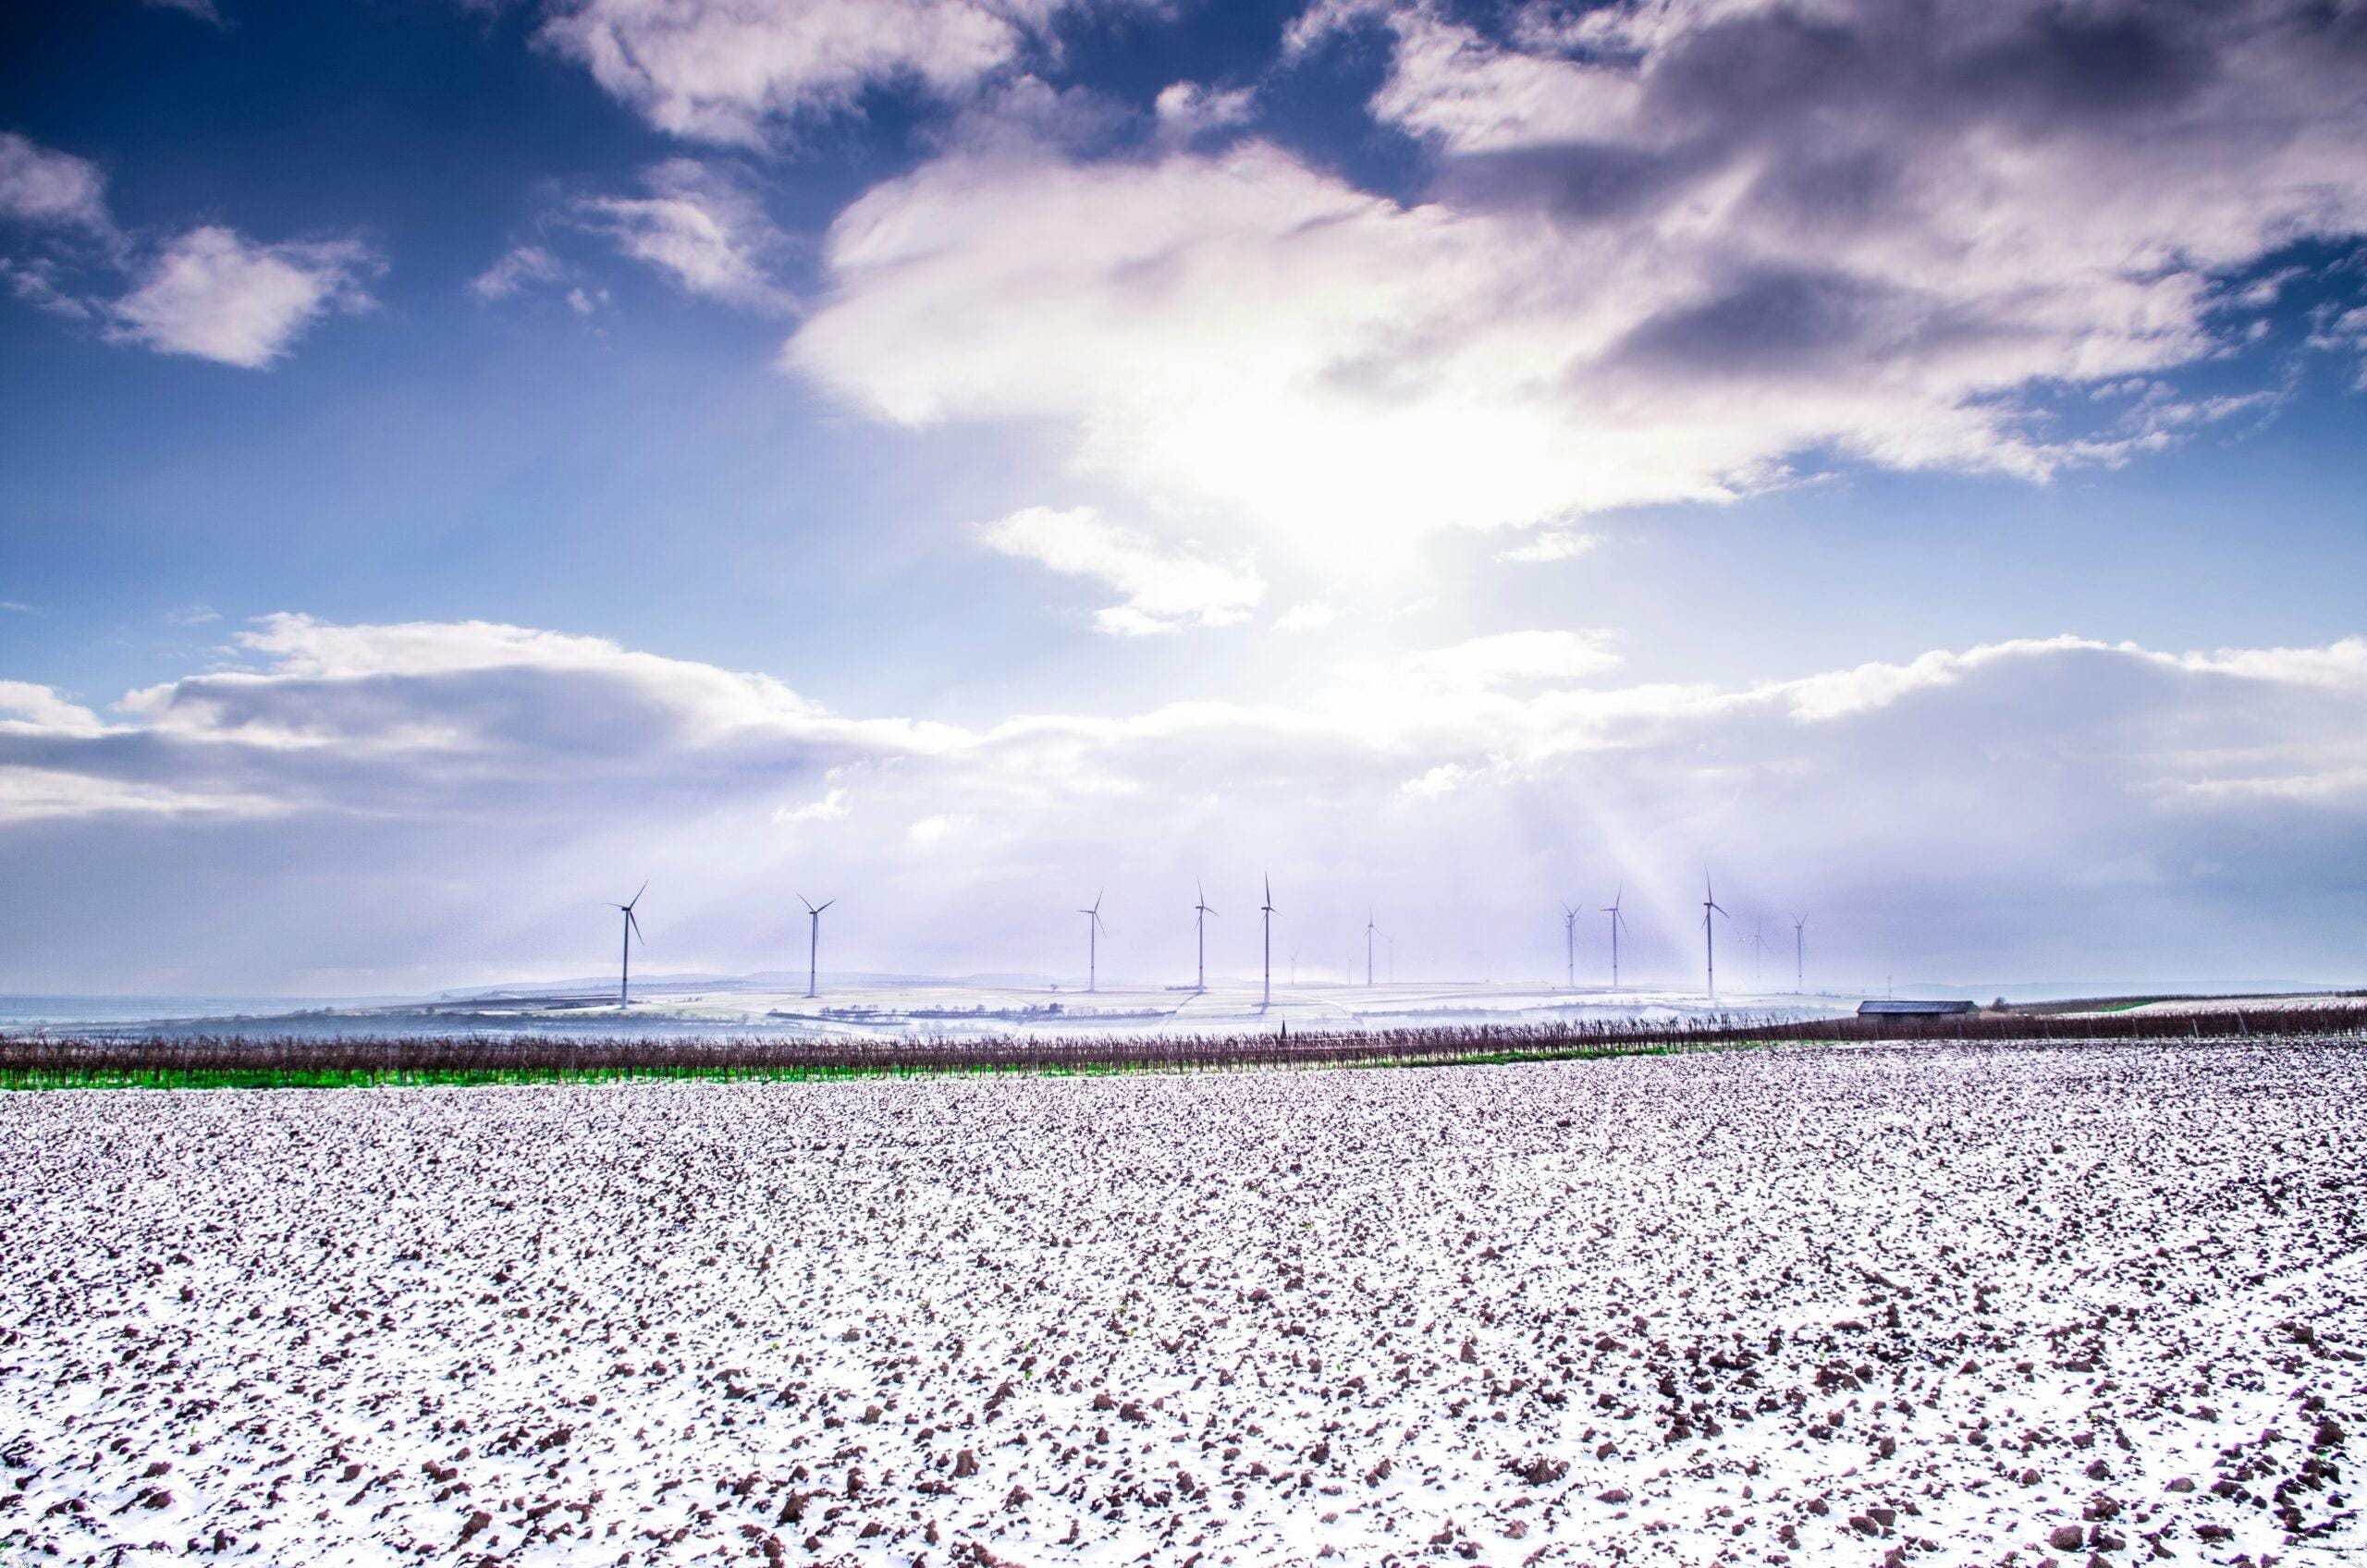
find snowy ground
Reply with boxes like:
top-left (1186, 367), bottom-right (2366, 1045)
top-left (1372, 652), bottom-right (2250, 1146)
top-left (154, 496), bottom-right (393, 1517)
top-left (3, 1039), bottom-right (2360, 1566)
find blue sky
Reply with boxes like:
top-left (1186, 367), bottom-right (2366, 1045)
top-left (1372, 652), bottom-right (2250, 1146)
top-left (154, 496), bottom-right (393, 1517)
top-left (3, 0), bottom-right (2365, 996)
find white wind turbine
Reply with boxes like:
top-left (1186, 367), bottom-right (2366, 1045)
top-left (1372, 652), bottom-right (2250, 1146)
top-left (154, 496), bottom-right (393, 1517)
top-left (608, 881), bottom-right (646, 1007)
top-left (800, 894), bottom-right (834, 999)
top-left (1702, 872), bottom-right (1730, 1001)
top-left (1194, 882), bottom-right (1217, 993)
top-left (1079, 889), bottom-right (1108, 993)
top-left (1260, 876), bottom-right (1276, 1009)
top-left (1602, 884), bottom-right (1628, 991)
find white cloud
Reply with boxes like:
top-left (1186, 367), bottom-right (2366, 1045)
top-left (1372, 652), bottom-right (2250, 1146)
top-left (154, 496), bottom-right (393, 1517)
top-left (1386, 630), bottom-right (1621, 692)
top-left (0, 680), bottom-right (103, 736)
top-left (907, 812), bottom-right (973, 844)
top-left (470, 243), bottom-right (570, 302)
top-left (2310, 304), bottom-right (2367, 389)
top-left (0, 133), bottom-right (111, 233)
top-left (4, 136), bottom-right (373, 368)
top-left (108, 227), bottom-right (378, 368)
top-left (537, 0), bottom-right (1108, 146)
top-left (1497, 528), bottom-right (1594, 563)
top-left (578, 160), bottom-right (794, 312)
top-left (1396, 760), bottom-right (1472, 800)
top-left (776, 787), bottom-right (851, 824)
top-left (0, 766), bottom-right (264, 822)
top-left (166, 604), bottom-right (221, 627)
top-left (980, 505), bottom-right (1266, 634)
top-left (1275, 601), bottom-right (1339, 633)
top-left (7, 615), bottom-right (2367, 986)
top-left (784, 0), bottom-right (2367, 571)
top-left (1153, 81), bottom-right (1256, 144)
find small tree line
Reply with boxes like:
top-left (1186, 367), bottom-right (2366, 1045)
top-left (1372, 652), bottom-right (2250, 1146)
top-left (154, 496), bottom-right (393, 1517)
top-left (2, 1001), bottom-right (2360, 1088)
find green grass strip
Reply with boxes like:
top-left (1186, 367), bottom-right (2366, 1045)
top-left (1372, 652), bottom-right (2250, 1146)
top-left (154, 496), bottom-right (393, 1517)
top-left (0, 1039), bottom-right (1722, 1093)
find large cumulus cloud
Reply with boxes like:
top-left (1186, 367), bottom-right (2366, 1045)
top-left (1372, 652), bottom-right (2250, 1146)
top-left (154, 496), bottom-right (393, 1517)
top-left (4, 614), bottom-right (2364, 992)
top-left (781, 0), bottom-right (2367, 562)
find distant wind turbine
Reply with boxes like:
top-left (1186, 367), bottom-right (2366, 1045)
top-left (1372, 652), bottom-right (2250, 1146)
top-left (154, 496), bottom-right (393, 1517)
top-left (1602, 884), bottom-right (1627, 991)
top-left (1260, 876), bottom-right (1276, 1009)
top-left (1079, 889), bottom-right (1108, 993)
top-left (1366, 908), bottom-right (1377, 988)
top-left (800, 894), bottom-right (834, 999)
top-left (1561, 902), bottom-right (1579, 988)
top-left (1792, 913), bottom-right (1808, 993)
top-left (608, 881), bottom-right (646, 1007)
top-left (1194, 882), bottom-right (1217, 992)
top-left (1702, 873), bottom-right (1730, 1001)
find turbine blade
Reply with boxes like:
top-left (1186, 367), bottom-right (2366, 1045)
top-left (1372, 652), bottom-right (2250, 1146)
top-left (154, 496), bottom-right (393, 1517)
top-left (817, 900), bottom-right (834, 914)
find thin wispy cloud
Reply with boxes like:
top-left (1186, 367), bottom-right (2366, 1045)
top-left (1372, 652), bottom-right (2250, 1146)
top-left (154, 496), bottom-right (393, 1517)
top-left (980, 506), bottom-right (1266, 634)
top-left (575, 159), bottom-right (796, 313)
top-left (536, 0), bottom-right (1144, 146)
top-left (469, 243), bottom-right (570, 302)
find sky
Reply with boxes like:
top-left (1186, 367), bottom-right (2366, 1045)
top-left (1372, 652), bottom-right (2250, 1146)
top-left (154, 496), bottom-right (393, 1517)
top-left (3, 0), bottom-right (2365, 998)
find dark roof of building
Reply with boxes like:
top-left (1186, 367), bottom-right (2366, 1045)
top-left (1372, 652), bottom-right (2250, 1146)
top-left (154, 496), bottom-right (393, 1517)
top-left (1858, 998), bottom-right (1979, 1015)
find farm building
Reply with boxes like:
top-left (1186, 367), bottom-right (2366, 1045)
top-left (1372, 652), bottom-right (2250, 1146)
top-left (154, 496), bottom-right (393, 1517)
top-left (1858, 998), bottom-right (1979, 1017)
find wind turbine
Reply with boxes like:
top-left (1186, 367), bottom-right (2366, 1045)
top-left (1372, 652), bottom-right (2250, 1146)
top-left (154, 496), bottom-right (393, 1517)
top-left (1601, 884), bottom-right (1627, 990)
top-left (1366, 908), bottom-right (1377, 988)
top-left (1749, 915), bottom-right (1765, 990)
top-left (1561, 902), bottom-right (1579, 988)
top-left (608, 882), bottom-right (646, 1007)
top-left (799, 894), bottom-right (834, 999)
top-left (1701, 872), bottom-right (1730, 1001)
top-left (1193, 882), bottom-right (1217, 992)
top-left (1792, 913), bottom-right (1808, 993)
top-left (1079, 890), bottom-right (1108, 993)
top-left (1260, 876), bottom-right (1276, 1009)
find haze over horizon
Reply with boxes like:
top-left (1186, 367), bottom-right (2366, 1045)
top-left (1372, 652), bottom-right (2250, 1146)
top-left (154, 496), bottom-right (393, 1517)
top-left (5, 0), bottom-right (2366, 997)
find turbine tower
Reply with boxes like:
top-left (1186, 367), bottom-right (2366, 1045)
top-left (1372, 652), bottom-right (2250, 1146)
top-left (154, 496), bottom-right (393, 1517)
top-left (1602, 884), bottom-right (1626, 990)
top-left (1366, 908), bottom-right (1377, 988)
top-left (608, 881), bottom-right (646, 1007)
top-left (1561, 902), bottom-right (1579, 988)
top-left (800, 894), bottom-right (834, 999)
top-left (1792, 913), bottom-right (1808, 993)
top-left (1701, 872), bottom-right (1730, 1001)
top-left (1078, 889), bottom-right (1107, 993)
top-left (1193, 882), bottom-right (1217, 992)
top-left (1260, 876), bottom-right (1276, 1009)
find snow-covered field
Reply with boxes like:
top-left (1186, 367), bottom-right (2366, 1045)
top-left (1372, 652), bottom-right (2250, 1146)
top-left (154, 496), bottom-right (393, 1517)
top-left (3, 1039), bottom-right (2360, 1566)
